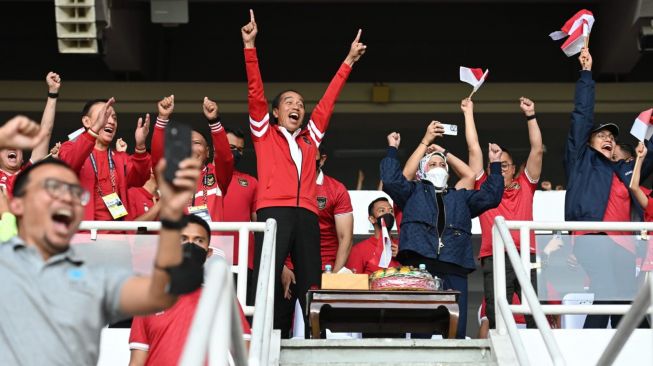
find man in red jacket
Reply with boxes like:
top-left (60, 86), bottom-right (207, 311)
top-left (151, 95), bottom-right (234, 223)
top-left (241, 10), bottom-right (366, 337)
top-left (59, 97), bottom-right (151, 221)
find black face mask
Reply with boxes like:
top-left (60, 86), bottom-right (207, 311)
top-left (316, 160), bottom-right (321, 174)
top-left (182, 242), bottom-right (208, 264)
top-left (375, 213), bottom-right (395, 231)
top-left (231, 150), bottom-right (243, 168)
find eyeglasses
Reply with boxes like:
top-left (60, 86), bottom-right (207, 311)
top-left (43, 178), bottom-right (90, 206)
top-left (594, 132), bottom-right (614, 141)
top-left (500, 162), bottom-right (514, 169)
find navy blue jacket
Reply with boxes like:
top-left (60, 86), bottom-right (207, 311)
top-left (381, 147), bottom-right (504, 271)
top-left (564, 71), bottom-right (653, 221)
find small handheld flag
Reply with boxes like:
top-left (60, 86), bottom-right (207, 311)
top-left (459, 66), bottom-right (489, 99)
top-left (549, 9), bottom-right (595, 57)
top-left (630, 109), bottom-right (653, 142)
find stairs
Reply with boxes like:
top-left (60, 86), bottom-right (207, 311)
top-left (278, 339), bottom-right (496, 366)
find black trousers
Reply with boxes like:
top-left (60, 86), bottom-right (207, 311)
top-left (482, 254), bottom-right (537, 329)
top-left (252, 207), bottom-right (322, 338)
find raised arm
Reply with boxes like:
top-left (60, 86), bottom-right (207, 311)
top-left (0, 116), bottom-right (48, 151)
top-left (461, 98), bottom-right (484, 177)
top-left (403, 121), bottom-right (444, 180)
top-left (203, 97), bottom-right (234, 193)
top-left (31, 72), bottom-right (60, 161)
top-left (242, 10), bottom-right (271, 142)
top-left (520, 97), bottom-right (544, 181)
top-left (126, 114), bottom-right (152, 188)
top-left (437, 146), bottom-right (475, 190)
top-left (467, 143), bottom-right (504, 217)
top-left (119, 157), bottom-right (201, 315)
top-left (629, 142), bottom-right (648, 209)
top-left (151, 95), bottom-right (174, 168)
top-left (381, 132), bottom-right (415, 209)
top-left (564, 47), bottom-right (594, 176)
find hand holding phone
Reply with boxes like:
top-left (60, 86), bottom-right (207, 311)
top-left (164, 121), bottom-right (192, 184)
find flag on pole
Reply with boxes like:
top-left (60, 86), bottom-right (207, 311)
top-left (459, 66), bottom-right (489, 94)
top-left (630, 109), bottom-right (653, 142)
top-left (67, 127), bottom-right (86, 141)
top-left (549, 9), bottom-right (595, 57)
top-left (377, 217), bottom-right (393, 268)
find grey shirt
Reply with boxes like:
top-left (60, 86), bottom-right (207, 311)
top-left (0, 236), bottom-right (131, 366)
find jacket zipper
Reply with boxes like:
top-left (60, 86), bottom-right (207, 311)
top-left (435, 188), bottom-right (447, 256)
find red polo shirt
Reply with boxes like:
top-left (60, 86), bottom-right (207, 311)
top-left (223, 170), bottom-right (258, 269)
top-left (345, 236), bottom-right (400, 275)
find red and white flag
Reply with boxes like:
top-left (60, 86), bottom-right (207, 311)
top-left (459, 66), bottom-right (489, 94)
top-left (630, 109), bottom-right (653, 141)
top-left (549, 9), bottom-right (595, 57)
top-left (377, 217), bottom-right (393, 268)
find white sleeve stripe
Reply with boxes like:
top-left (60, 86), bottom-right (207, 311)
top-left (249, 114), bottom-right (270, 128)
top-left (309, 130), bottom-right (322, 148)
top-left (308, 120), bottom-right (325, 139)
top-left (129, 342), bottom-right (150, 351)
top-left (523, 168), bottom-right (539, 184)
top-left (334, 211), bottom-right (353, 217)
top-left (209, 122), bottom-right (223, 132)
top-left (250, 124), bottom-right (269, 138)
top-left (475, 170), bottom-right (485, 181)
top-left (155, 122), bottom-right (167, 129)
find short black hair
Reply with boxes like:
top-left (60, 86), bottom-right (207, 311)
top-left (271, 89), bottom-right (302, 124)
top-left (616, 142), bottom-right (635, 158)
top-left (13, 158), bottom-right (75, 198)
top-left (81, 99), bottom-right (108, 118)
top-left (185, 214), bottom-right (211, 239)
top-left (368, 197), bottom-right (390, 217)
top-left (225, 127), bottom-right (245, 140)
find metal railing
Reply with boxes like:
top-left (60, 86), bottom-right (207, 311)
top-left (79, 220), bottom-right (258, 316)
top-left (492, 217), bottom-right (653, 366)
top-left (79, 219), bottom-right (278, 366)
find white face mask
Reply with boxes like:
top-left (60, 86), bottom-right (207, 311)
top-left (424, 167), bottom-right (449, 192)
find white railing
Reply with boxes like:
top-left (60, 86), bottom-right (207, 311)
top-left (492, 217), bottom-right (653, 366)
top-left (79, 220), bottom-right (258, 316)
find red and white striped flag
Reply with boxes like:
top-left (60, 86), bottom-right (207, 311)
top-left (459, 66), bottom-right (489, 94)
top-left (378, 217), bottom-right (393, 268)
top-left (630, 109), bottom-right (653, 141)
top-left (549, 9), bottom-right (595, 57)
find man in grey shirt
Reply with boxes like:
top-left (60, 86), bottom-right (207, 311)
top-left (0, 101), bottom-right (203, 366)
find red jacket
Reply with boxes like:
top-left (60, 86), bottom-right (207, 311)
top-left (151, 118), bottom-right (233, 222)
top-left (59, 131), bottom-right (152, 221)
top-left (245, 48), bottom-right (351, 214)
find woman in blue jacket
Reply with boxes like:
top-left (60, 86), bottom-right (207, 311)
top-left (381, 130), bottom-right (504, 338)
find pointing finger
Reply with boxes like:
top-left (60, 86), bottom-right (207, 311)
top-left (354, 28), bottom-right (362, 43)
top-left (250, 9), bottom-right (255, 23)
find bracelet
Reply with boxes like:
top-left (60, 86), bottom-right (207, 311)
top-left (87, 129), bottom-right (99, 138)
top-left (134, 146), bottom-right (147, 154)
top-left (47, 92), bottom-right (59, 99)
top-left (525, 114), bottom-right (537, 121)
top-left (442, 149), bottom-right (449, 157)
top-left (207, 114), bottom-right (221, 125)
top-left (160, 216), bottom-right (188, 230)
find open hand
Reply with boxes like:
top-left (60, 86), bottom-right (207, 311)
top-left (241, 9), bottom-right (258, 48)
top-left (281, 265), bottom-right (296, 300)
top-left (134, 113), bottom-right (150, 150)
top-left (90, 97), bottom-right (115, 134)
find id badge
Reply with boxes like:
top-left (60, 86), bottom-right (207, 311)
top-left (101, 192), bottom-right (128, 219)
top-left (188, 205), bottom-right (212, 223)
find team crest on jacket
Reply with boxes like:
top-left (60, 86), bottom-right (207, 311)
top-left (317, 196), bottom-right (327, 210)
top-left (238, 178), bottom-right (249, 187)
top-left (302, 136), bottom-right (311, 145)
top-left (204, 173), bottom-right (216, 187)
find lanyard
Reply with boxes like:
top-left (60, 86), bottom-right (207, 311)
top-left (89, 149), bottom-right (117, 196)
top-left (191, 165), bottom-right (209, 207)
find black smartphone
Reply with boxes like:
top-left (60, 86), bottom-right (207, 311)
top-left (164, 121), bottom-right (192, 184)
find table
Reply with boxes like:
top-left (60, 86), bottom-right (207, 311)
top-left (307, 289), bottom-right (460, 339)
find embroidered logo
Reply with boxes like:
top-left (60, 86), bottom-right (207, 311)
top-left (302, 136), bottom-right (311, 145)
top-left (238, 178), bottom-right (249, 187)
top-left (204, 173), bottom-right (216, 187)
top-left (317, 196), bottom-right (327, 210)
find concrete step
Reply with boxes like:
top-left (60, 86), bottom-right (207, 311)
top-left (279, 339), bottom-right (496, 366)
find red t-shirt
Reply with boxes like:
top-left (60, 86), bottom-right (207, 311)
top-left (576, 174), bottom-right (634, 253)
top-left (129, 288), bottom-right (251, 366)
top-left (223, 170), bottom-right (258, 269)
top-left (127, 187), bottom-right (156, 221)
top-left (91, 151), bottom-right (121, 221)
top-left (640, 197), bottom-right (653, 271)
top-left (477, 171), bottom-right (537, 258)
top-left (345, 236), bottom-right (400, 275)
top-left (316, 172), bottom-right (353, 270)
top-left (0, 161), bottom-right (32, 198)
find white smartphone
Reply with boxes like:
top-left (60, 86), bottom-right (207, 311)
top-left (440, 123), bottom-right (458, 136)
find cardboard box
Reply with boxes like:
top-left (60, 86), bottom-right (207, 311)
top-left (321, 273), bottom-right (369, 290)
